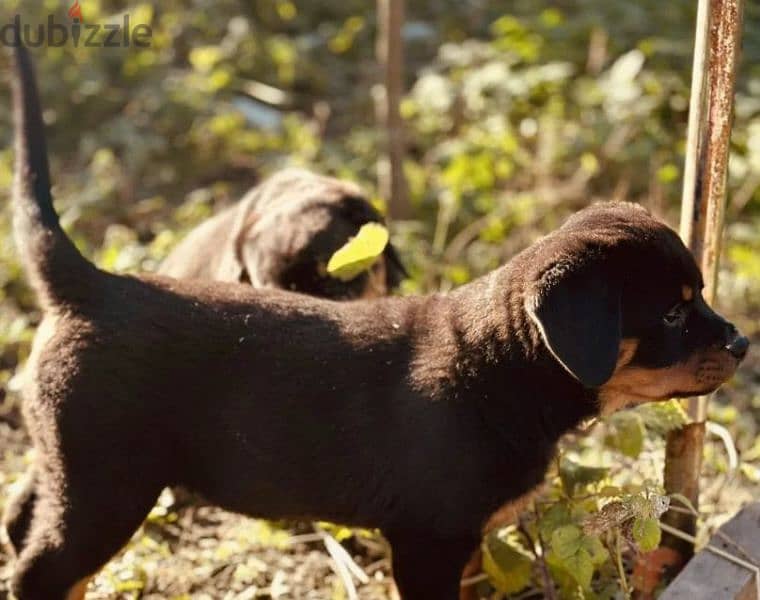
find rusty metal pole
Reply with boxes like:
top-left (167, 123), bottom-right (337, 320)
top-left (663, 0), bottom-right (744, 561)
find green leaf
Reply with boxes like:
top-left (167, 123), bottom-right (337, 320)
top-left (548, 524), bottom-right (610, 591)
top-left (635, 400), bottom-right (688, 435)
top-left (545, 559), bottom-right (585, 599)
top-left (632, 517), bottom-right (661, 552)
top-left (581, 535), bottom-right (609, 566)
top-left (482, 530), bottom-right (533, 594)
top-left (551, 525), bottom-right (583, 560)
top-left (560, 458), bottom-right (608, 496)
top-left (606, 412), bottom-right (645, 458)
top-left (326, 222), bottom-right (389, 282)
top-left (564, 547), bottom-right (594, 589)
top-left (539, 503), bottom-right (573, 541)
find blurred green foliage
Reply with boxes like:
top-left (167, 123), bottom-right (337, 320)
top-left (1, 1), bottom-right (759, 597)
top-left (1, 1), bottom-right (760, 310)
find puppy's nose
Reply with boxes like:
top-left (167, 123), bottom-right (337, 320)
top-left (725, 334), bottom-right (749, 360)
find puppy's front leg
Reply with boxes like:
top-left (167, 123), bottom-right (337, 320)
top-left (388, 532), bottom-right (478, 600)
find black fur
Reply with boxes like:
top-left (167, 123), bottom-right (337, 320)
top-left (530, 264), bottom-right (621, 387)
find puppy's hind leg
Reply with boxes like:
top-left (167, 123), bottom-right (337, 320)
top-left (10, 458), bottom-right (161, 600)
top-left (388, 532), bottom-right (478, 600)
top-left (2, 467), bottom-right (37, 557)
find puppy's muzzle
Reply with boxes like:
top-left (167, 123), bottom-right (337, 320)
top-left (725, 328), bottom-right (749, 361)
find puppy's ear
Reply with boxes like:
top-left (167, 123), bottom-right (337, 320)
top-left (238, 244), bottom-right (271, 287)
top-left (528, 265), bottom-right (621, 387)
top-left (383, 243), bottom-right (408, 290)
top-left (219, 210), bottom-right (272, 286)
top-left (236, 218), bottom-right (282, 288)
top-left (216, 238), bottom-right (248, 283)
top-left (214, 191), bottom-right (263, 283)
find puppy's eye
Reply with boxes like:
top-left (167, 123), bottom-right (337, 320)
top-left (663, 304), bottom-right (687, 327)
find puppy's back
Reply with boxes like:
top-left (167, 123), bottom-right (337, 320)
top-left (158, 198), bottom-right (251, 281)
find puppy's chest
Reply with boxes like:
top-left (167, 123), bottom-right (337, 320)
top-left (478, 446), bottom-right (549, 532)
top-left (483, 484), bottom-right (544, 533)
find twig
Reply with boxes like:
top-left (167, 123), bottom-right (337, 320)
top-left (706, 420), bottom-right (739, 473)
top-left (303, 527), bottom-right (370, 600)
top-left (665, 506), bottom-right (694, 516)
top-left (375, 0), bottom-right (409, 218)
top-left (319, 530), bottom-right (370, 585)
top-left (363, 557), bottom-right (391, 575)
top-left (286, 532), bottom-right (327, 545)
top-left (240, 80), bottom-right (292, 107)
top-left (460, 573), bottom-right (489, 587)
top-left (325, 554), bottom-right (359, 600)
top-left (614, 531), bottom-right (632, 599)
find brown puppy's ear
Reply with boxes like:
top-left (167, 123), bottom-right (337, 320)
top-left (235, 215), bottom-right (280, 288)
top-left (383, 242), bottom-right (408, 290)
top-left (216, 193), bottom-right (262, 283)
top-left (528, 266), bottom-right (621, 387)
top-left (216, 239), bottom-right (247, 283)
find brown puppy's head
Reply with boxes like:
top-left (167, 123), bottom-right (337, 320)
top-left (236, 170), bottom-right (406, 300)
top-left (525, 202), bottom-right (748, 413)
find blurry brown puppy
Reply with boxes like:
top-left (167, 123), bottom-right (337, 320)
top-left (160, 168), bottom-right (406, 299)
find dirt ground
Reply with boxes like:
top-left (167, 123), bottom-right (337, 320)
top-left (0, 343), bottom-right (758, 599)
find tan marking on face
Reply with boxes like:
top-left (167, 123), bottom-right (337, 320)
top-left (599, 341), bottom-right (740, 414)
top-left (359, 259), bottom-right (388, 299)
top-left (682, 285), bottom-right (694, 302)
top-left (66, 577), bottom-right (91, 600)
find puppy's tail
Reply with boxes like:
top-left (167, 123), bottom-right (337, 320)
top-left (11, 43), bottom-right (97, 307)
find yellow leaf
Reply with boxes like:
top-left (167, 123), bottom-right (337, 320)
top-left (327, 223), bottom-right (389, 282)
top-left (482, 529), bottom-right (533, 595)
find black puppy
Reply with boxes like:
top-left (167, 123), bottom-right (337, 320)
top-left (3, 45), bottom-right (748, 600)
top-left (160, 168), bottom-right (406, 299)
